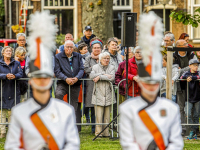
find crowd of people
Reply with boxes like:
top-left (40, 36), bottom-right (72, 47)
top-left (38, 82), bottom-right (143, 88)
top-left (0, 24), bottom-right (199, 141)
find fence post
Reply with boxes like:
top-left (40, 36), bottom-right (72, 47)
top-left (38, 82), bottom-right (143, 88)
top-left (166, 51), bottom-right (173, 100)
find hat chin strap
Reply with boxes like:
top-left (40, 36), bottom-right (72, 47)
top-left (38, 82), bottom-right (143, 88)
top-left (138, 82), bottom-right (159, 96)
top-left (30, 79), bottom-right (53, 91)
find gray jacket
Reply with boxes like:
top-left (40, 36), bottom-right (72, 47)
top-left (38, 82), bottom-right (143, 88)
top-left (84, 55), bottom-right (98, 107)
top-left (160, 64), bottom-right (179, 95)
top-left (90, 63), bottom-right (116, 106)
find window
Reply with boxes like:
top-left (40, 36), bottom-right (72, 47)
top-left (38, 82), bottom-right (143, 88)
top-left (188, 0), bottom-right (200, 40)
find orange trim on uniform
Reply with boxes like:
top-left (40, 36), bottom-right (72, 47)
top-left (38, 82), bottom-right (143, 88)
top-left (30, 113), bottom-right (59, 150)
top-left (138, 109), bottom-right (165, 150)
top-left (145, 56), bottom-right (152, 75)
top-left (19, 128), bottom-right (24, 149)
top-left (78, 84), bottom-right (83, 103)
top-left (34, 37), bottom-right (41, 69)
top-left (63, 94), bottom-right (68, 103)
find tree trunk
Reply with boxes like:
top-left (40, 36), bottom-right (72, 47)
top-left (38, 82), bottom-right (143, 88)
top-left (82, 0), bottom-right (113, 44)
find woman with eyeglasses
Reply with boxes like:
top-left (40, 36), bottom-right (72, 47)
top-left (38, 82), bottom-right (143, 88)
top-left (124, 46), bottom-right (142, 99)
top-left (0, 46), bottom-right (23, 138)
top-left (84, 39), bottom-right (103, 134)
top-left (179, 33), bottom-right (193, 48)
top-left (90, 52), bottom-right (115, 137)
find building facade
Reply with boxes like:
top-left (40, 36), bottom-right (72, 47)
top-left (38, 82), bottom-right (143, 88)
top-left (2, 0), bottom-right (200, 47)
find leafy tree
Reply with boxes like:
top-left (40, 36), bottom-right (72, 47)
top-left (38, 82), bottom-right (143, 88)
top-left (170, 7), bottom-right (200, 28)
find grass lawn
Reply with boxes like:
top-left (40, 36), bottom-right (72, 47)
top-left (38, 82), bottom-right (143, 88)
top-left (0, 124), bottom-right (199, 149)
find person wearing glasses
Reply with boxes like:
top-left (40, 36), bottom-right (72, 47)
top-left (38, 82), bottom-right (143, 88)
top-left (54, 40), bottom-right (84, 132)
top-left (179, 33), bottom-right (193, 48)
top-left (90, 52), bottom-right (115, 137)
top-left (0, 46), bottom-right (23, 138)
top-left (14, 33), bottom-right (27, 52)
top-left (124, 46), bottom-right (142, 99)
top-left (173, 39), bottom-right (197, 136)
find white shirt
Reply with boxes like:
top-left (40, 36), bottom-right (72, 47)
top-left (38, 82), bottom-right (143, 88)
top-left (5, 98), bottom-right (80, 150)
top-left (119, 96), bottom-right (183, 150)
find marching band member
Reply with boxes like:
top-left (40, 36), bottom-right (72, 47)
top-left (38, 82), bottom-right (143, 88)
top-left (119, 11), bottom-right (183, 150)
top-left (5, 11), bottom-right (80, 150)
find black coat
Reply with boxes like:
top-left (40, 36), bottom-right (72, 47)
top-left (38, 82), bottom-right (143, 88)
top-left (0, 58), bottom-right (23, 109)
top-left (54, 51), bottom-right (84, 86)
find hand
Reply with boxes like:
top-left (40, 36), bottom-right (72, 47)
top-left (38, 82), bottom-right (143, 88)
top-left (179, 67), bottom-right (181, 69)
top-left (93, 76), bottom-right (100, 83)
top-left (172, 80), bottom-right (174, 86)
top-left (66, 78), bottom-right (74, 85)
top-left (187, 76), bottom-right (192, 82)
top-left (72, 77), bottom-right (78, 84)
top-left (133, 76), bottom-right (139, 82)
top-left (6, 73), bottom-right (11, 80)
top-left (10, 74), bottom-right (15, 80)
top-left (105, 74), bottom-right (112, 79)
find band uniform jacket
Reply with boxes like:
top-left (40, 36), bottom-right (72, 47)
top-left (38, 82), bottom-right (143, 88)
top-left (119, 96), bottom-right (183, 150)
top-left (5, 98), bottom-right (80, 150)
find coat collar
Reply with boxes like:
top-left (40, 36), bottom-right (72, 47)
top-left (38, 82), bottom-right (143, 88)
top-left (61, 51), bottom-right (78, 58)
top-left (0, 57), bottom-right (15, 65)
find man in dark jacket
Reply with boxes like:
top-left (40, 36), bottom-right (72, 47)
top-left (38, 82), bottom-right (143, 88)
top-left (77, 26), bottom-right (96, 52)
top-left (173, 39), bottom-right (196, 136)
top-left (54, 40), bottom-right (84, 132)
top-left (180, 59), bottom-right (200, 140)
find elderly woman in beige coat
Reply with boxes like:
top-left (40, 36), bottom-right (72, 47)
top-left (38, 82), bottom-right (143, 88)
top-left (90, 52), bottom-right (116, 137)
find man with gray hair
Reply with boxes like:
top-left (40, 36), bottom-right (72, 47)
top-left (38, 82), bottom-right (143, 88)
top-left (59, 33), bottom-right (78, 52)
top-left (161, 33), bottom-right (175, 55)
top-left (14, 33), bottom-right (27, 51)
top-left (54, 40), bottom-right (84, 132)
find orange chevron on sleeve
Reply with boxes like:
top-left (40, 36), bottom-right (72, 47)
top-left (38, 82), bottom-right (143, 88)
top-left (30, 113), bottom-right (59, 150)
top-left (19, 128), bottom-right (24, 149)
top-left (138, 110), bottom-right (165, 150)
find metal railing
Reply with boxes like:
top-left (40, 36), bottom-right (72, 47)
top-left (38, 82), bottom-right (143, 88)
top-left (0, 77), bottom-right (199, 137)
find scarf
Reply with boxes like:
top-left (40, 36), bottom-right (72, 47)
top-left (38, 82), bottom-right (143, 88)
top-left (83, 34), bottom-right (96, 46)
top-left (91, 52), bottom-right (99, 63)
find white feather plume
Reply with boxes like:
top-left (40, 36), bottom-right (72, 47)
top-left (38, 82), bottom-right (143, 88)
top-left (138, 11), bottom-right (163, 66)
top-left (27, 11), bottom-right (58, 60)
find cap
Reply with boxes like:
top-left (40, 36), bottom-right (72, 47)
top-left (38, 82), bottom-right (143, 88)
top-left (27, 11), bottom-right (58, 78)
top-left (189, 59), bottom-right (200, 65)
top-left (85, 26), bottom-right (92, 31)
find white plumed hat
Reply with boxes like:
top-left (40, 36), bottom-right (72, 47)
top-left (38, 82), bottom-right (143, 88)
top-left (137, 11), bottom-right (164, 83)
top-left (27, 11), bottom-right (58, 77)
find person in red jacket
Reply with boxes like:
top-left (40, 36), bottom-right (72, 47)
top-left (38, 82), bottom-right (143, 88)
top-left (115, 47), bottom-right (134, 104)
top-left (124, 46), bottom-right (142, 98)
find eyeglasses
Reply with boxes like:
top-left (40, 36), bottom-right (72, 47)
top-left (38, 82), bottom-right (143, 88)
top-left (135, 52), bottom-right (141, 54)
top-left (18, 39), bottom-right (25, 42)
top-left (93, 47), bottom-right (101, 50)
top-left (103, 58), bottom-right (110, 60)
top-left (65, 46), bottom-right (73, 49)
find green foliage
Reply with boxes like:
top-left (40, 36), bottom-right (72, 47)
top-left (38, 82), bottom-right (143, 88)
top-left (170, 7), bottom-right (200, 28)
top-left (56, 34), bottom-right (65, 47)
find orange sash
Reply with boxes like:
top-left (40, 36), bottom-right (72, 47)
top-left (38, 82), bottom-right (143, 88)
top-left (30, 113), bottom-right (59, 150)
top-left (138, 109), bottom-right (165, 150)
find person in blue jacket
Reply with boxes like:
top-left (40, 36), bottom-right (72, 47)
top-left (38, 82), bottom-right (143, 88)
top-left (0, 46), bottom-right (23, 138)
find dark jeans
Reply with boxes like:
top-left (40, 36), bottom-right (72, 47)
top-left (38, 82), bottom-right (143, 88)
top-left (161, 93), bottom-right (177, 103)
top-left (185, 101), bottom-right (200, 133)
top-left (90, 107), bottom-right (95, 133)
top-left (177, 91), bottom-right (186, 131)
